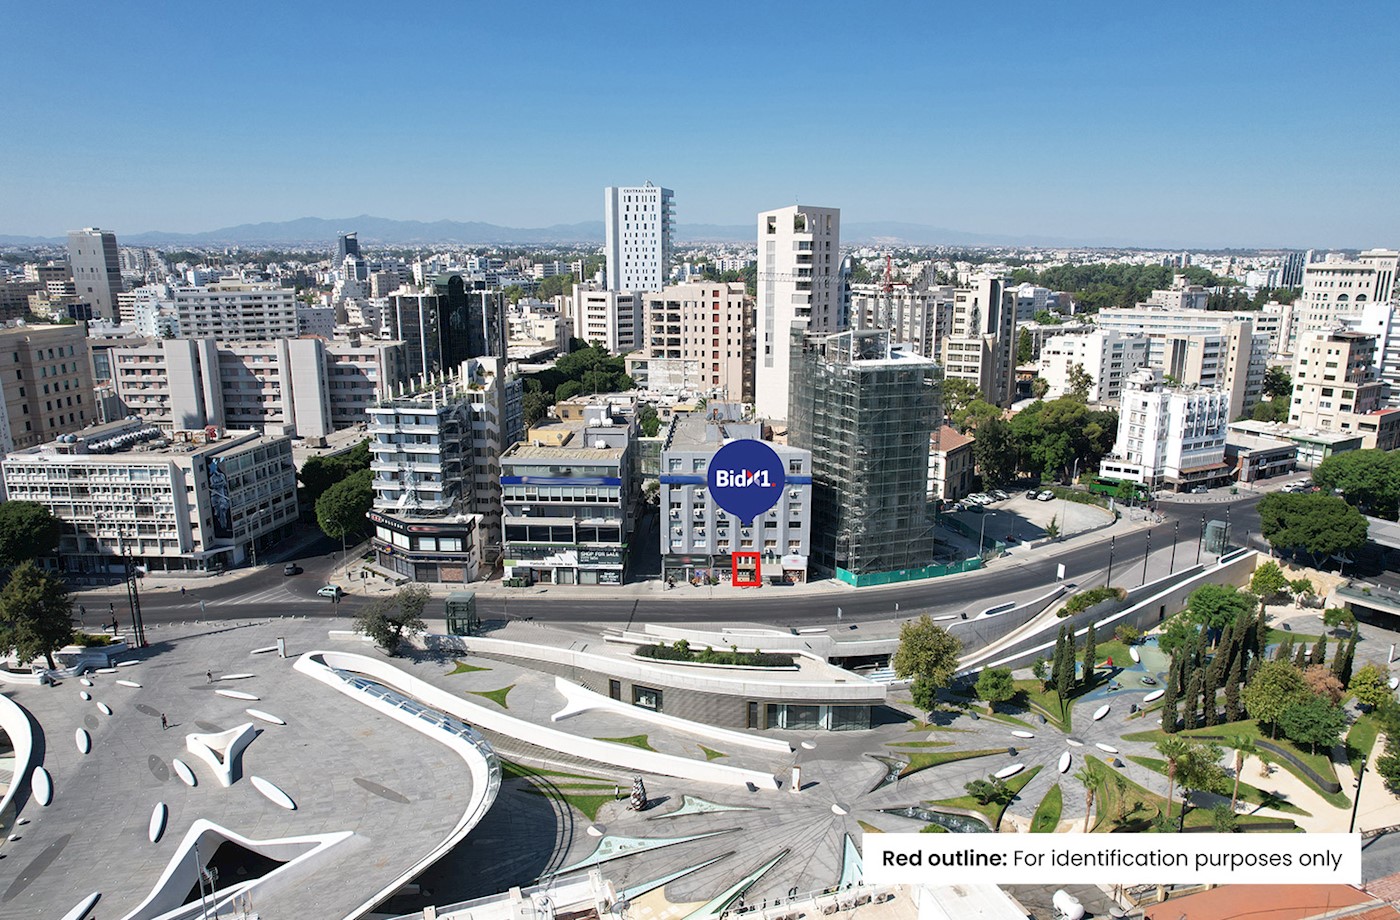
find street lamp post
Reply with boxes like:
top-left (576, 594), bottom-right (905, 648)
top-left (1196, 514), bottom-right (1205, 566)
top-left (1105, 536), bottom-right (1116, 587)
top-left (1141, 529), bottom-right (1151, 586)
top-left (978, 511), bottom-right (996, 557)
top-left (1349, 764), bottom-right (1367, 833)
top-left (1170, 520), bottom-right (1179, 574)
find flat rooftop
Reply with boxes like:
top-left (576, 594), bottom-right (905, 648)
top-left (7, 424), bottom-right (279, 461)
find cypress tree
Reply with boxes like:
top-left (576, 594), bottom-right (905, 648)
top-left (1183, 667), bottom-right (1204, 730)
top-left (1055, 627), bottom-right (1074, 715)
top-left (1274, 635), bottom-right (1291, 661)
top-left (1331, 634), bottom-right (1348, 678)
top-left (1051, 626), bottom-right (1066, 688)
top-left (1246, 655), bottom-right (1260, 686)
top-left (1224, 651), bottom-right (1243, 723)
top-left (1202, 663), bottom-right (1219, 727)
top-left (1082, 621), bottom-right (1097, 688)
top-left (1310, 634), bottom-right (1328, 667)
top-left (1339, 631), bottom-right (1358, 687)
top-left (1161, 665), bottom-right (1180, 733)
top-left (1294, 643), bottom-right (1307, 669)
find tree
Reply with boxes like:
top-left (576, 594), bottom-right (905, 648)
top-left (1259, 492), bottom-right (1368, 567)
top-left (941, 378), bottom-right (981, 423)
top-left (1161, 659), bottom-right (1180, 733)
top-left (637, 403), bottom-right (661, 438)
top-left (522, 390), bottom-right (552, 429)
top-left (1289, 577), bottom-right (1316, 607)
top-left (965, 777), bottom-right (1014, 806)
top-left (1211, 803), bottom-right (1239, 833)
top-left (1183, 667), bottom-right (1203, 730)
top-left (1055, 624), bottom-right (1075, 716)
top-left (1228, 735), bottom-right (1256, 814)
top-left (1158, 616), bottom-right (1200, 656)
top-left (316, 468), bottom-right (373, 552)
top-left (1074, 766), bottom-right (1097, 832)
top-left (1262, 366), bottom-right (1293, 400)
top-left (1241, 659), bottom-right (1308, 738)
top-left (1312, 449), bottom-right (1400, 520)
top-left (954, 398), bottom-right (1003, 434)
top-left (0, 501), bottom-right (61, 567)
top-left (1156, 736), bottom-right (1190, 827)
top-left (1278, 694), bottom-right (1347, 754)
top-left (1250, 562), bottom-right (1290, 611)
top-left (892, 616), bottom-right (963, 712)
top-left (971, 416), bottom-right (1017, 488)
top-left (1322, 606), bottom-right (1355, 633)
top-left (1309, 634), bottom-right (1327, 667)
top-left (975, 666), bottom-right (1015, 712)
top-left (1334, 630), bottom-right (1358, 685)
top-left (1301, 664), bottom-right (1343, 704)
top-left (1251, 397), bottom-right (1291, 423)
top-left (0, 561), bottom-right (74, 669)
top-left (1066, 363), bottom-right (1094, 402)
top-left (1016, 328), bottom-right (1033, 366)
top-left (1030, 376), bottom-right (1050, 399)
top-left (297, 439), bottom-right (370, 507)
top-left (354, 584), bottom-right (431, 655)
top-left (1081, 621), bottom-right (1097, 687)
top-left (1175, 741), bottom-right (1228, 826)
top-left (1032, 656), bottom-right (1050, 690)
top-left (1350, 663), bottom-right (1392, 710)
top-left (1044, 515), bottom-right (1061, 540)
top-left (1185, 583), bottom-right (1256, 636)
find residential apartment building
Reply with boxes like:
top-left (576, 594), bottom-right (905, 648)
top-left (1290, 329), bottom-right (1400, 450)
top-left (565, 284), bottom-right (641, 354)
top-left (755, 204), bottom-right (843, 421)
top-left (627, 282), bottom-right (753, 401)
top-left (659, 408), bottom-right (812, 585)
top-left (1092, 308), bottom-right (1268, 418)
top-left (1099, 368), bottom-right (1231, 492)
top-left (501, 400), bottom-right (637, 586)
top-left (1340, 302), bottom-right (1400, 408)
top-left (163, 282), bottom-right (300, 341)
top-left (604, 183), bottom-right (674, 292)
top-left (1145, 277), bottom-right (1209, 311)
top-left (1296, 250), bottom-right (1399, 350)
top-left (3, 422), bottom-right (298, 576)
top-left (367, 358), bottom-right (517, 584)
top-left (928, 425), bottom-right (974, 502)
top-left (67, 228), bottom-right (123, 321)
top-left (112, 336), bottom-right (406, 438)
top-left (1037, 329), bottom-right (1149, 404)
top-left (789, 329), bottom-right (941, 583)
top-left (0, 323), bottom-right (96, 453)
top-left (849, 286), bottom-right (953, 358)
top-left (1013, 284), bottom-right (1052, 323)
top-left (941, 277), bottom-right (1017, 407)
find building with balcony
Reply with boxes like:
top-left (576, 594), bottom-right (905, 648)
top-left (367, 358), bottom-right (518, 584)
top-left (659, 405), bottom-right (811, 585)
top-left (1290, 328), bottom-right (1400, 451)
top-left (0, 323), bottom-right (96, 454)
top-left (163, 282), bottom-right (299, 341)
top-left (1296, 250), bottom-right (1399, 350)
top-left (849, 286), bottom-right (953, 359)
top-left (564, 284), bottom-right (641, 354)
top-left (627, 281), bottom-right (752, 401)
top-left (1098, 368), bottom-right (1231, 492)
top-left (789, 328), bottom-right (942, 583)
top-left (754, 204), bottom-right (843, 421)
top-left (2, 422), bottom-right (297, 577)
top-left (1037, 328), bottom-right (1149, 404)
top-left (501, 400), bottom-right (637, 586)
top-left (941, 277), bottom-right (1017, 407)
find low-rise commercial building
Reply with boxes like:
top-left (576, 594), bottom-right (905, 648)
top-left (2, 422), bottom-right (298, 577)
top-left (659, 407), bottom-right (811, 585)
top-left (1224, 430), bottom-right (1297, 483)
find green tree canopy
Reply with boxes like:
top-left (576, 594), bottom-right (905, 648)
top-left (1249, 562), bottom-right (1291, 604)
top-left (1278, 693), bottom-right (1347, 754)
top-left (893, 615), bottom-right (963, 712)
top-left (1262, 366), bottom-right (1292, 400)
top-left (1349, 662), bottom-right (1392, 710)
top-left (1241, 659), bottom-right (1308, 737)
top-left (1066, 363), bottom-right (1094, 402)
top-left (971, 416), bottom-right (1016, 488)
top-left (1016, 328), bottom-right (1033, 366)
top-left (1259, 492), bottom-right (1369, 565)
top-left (0, 501), bottom-right (61, 567)
top-left (297, 439), bottom-right (370, 507)
top-left (315, 469), bottom-right (373, 542)
top-left (354, 583), bottom-right (431, 655)
top-left (1312, 449), bottom-right (1400, 520)
top-left (1185, 583), bottom-right (1257, 632)
top-left (941, 378), bottom-right (982, 422)
top-left (952, 398), bottom-right (1001, 434)
top-left (0, 560), bottom-right (74, 669)
top-left (975, 666), bottom-right (1016, 711)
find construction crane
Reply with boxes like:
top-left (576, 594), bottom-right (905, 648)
top-left (880, 253), bottom-right (908, 330)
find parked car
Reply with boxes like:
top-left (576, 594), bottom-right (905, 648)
top-left (989, 489), bottom-right (1008, 501)
top-left (1190, 485), bottom-right (1208, 494)
top-left (283, 563), bottom-right (302, 576)
top-left (316, 584), bottom-right (344, 599)
top-left (966, 503), bottom-right (984, 513)
top-left (1026, 489), bottom-right (1040, 499)
top-left (1036, 490), bottom-right (1055, 501)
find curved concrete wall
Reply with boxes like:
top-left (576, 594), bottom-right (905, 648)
top-left (0, 692), bottom-right (36, 824)
top-left (301, 650), bottom-right (780, 792)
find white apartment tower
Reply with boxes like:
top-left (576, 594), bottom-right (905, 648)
top-left (604, 184), bottom-right (674, 292)
top-left (1099, 368), bottom-right (1231, 492)
top-left (1038, 329), bottom-right (1150, 404)
top-left (755, 204), bottom-right (842, 421)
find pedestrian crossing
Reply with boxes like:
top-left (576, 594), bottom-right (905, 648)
top-left (156, 585), bottom-right (324, 610)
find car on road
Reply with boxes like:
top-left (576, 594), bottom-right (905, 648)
top-left (316, 584), bottom-right (344, 599)
top-left (283, 563), bottom-right (302, 576)
top-left (989, 489), bottom-right (1008, 501)
top-left (967, 492), bottom-right (991, 505)
top-left (1190, 485), bottom-right (1208, 494)
top-left (1036, 490), bottom-right (1055, 501)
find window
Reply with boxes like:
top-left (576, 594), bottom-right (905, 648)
top-left (632, 685), bottom-right (662, 711)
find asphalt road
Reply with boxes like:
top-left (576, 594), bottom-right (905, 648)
top-left (97, 494), bottom-right (1266, 631)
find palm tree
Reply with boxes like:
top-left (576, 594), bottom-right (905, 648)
top-left (1074, 765), bottom-right (1097, 832)
top-left (1156, 736), bottom-right (1190, 826)
top-left (1229, 735), bottom-right (1257, 814)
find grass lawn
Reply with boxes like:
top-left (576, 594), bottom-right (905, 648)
top-left (1012, 680), bottom-right (1071, 731)
top-left (520, 786), bottom-right (617, 821)
top-left (1031, 783), bottom-right (1063, 832)
top-left (900, 748), bottom-right (1004, 778)
top-left (1266, 628), bottom-right (1322, 646)
top-left (904, 718), bottom-right (970, 733)
top-left (1121, 718), bottom-right (1344, 804)
top-left (447, 660), bottom-right (490, 675)
top-left (982, 711), bottom-right (1039, 731)
top-left (1126, 755), bottom-right (1310, 816)
top-left (504, 760), bottom-right (621, 821)
top-left (465, 685), bottom-right (514, 708)
top-left (1083, 755), bottom-right (1297, 832)
top-left (500, 760), bottom-right (609, 783)
top-left (1347, 713), bottom-right (1382, 772)
top-left (925, 765), bottom-right (1043, 830)
top-left (699, 745), bottom-right (726, 761)
top-left (596, 734), bottom-right (657, 751)
top-left (887, 740), bottom-right (953, 749)
top-left (1095, 640), bottom-right (1135, 671)
top-left (857, 820), bottom-right (884, 834)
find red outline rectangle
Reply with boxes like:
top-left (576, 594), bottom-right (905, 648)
top-left (732, 552), bottom-right (761, 587)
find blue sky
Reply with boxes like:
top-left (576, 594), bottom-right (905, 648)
top-left (3, 0), bottom-right (1397, 248)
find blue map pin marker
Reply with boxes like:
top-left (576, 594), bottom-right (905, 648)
top-left (707, 439), bottom-right (786, 526)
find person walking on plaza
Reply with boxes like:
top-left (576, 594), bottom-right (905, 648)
top-left (206, 670), bottom-right (213, 683)
top-left (160, 713), bottom-right (168, 730)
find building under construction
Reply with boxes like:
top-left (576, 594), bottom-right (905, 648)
top-left (788, 327), bottom-right (942, 582)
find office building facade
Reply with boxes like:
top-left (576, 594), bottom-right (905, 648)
top-left (0, 323), bottom-right (96, 453)
top-left (604, 184), bottom-right (674, 292)
top-left (67, 228), bottom-right (123, 321)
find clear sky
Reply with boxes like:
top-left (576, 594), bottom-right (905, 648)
top-left (3, 0), bottom-right (1397, 248)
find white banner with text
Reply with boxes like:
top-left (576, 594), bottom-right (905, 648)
top-left (863, 833), bottom-right (1361, 887)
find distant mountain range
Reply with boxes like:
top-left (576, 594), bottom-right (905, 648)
top-left (0, 214), bottom-right (1088, 249)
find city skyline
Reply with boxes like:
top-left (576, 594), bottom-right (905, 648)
top-left (2, 1), bottom-right (1397, 249)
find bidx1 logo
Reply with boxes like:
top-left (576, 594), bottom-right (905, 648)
top-left (707, 439), bottom-right (786, 525)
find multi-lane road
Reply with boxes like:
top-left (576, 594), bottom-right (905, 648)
top-left (90, 493), bottom-right (1267, 632)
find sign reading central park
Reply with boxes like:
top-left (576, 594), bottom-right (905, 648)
top-left (707, 439), bottom-right (786, 525)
